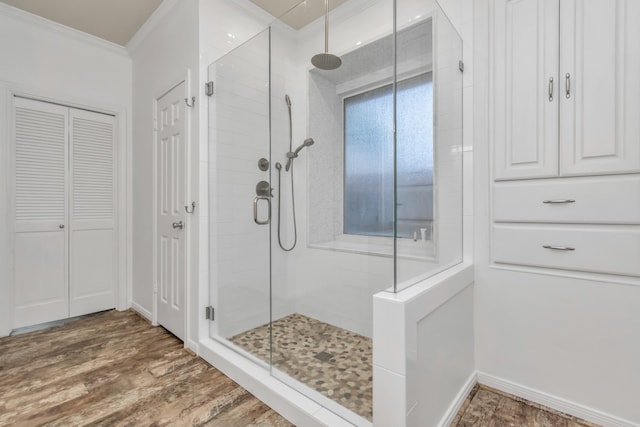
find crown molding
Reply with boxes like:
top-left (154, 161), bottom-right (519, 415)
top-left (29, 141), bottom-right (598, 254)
top-left (0, 2), bottom-right (129, 58)
top-left (126, 0), bottom-right (181, 54)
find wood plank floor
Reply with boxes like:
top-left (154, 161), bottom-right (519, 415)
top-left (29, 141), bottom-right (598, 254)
top-left (452, 384), bottom-right (601, 427)
top-left (1, 310), bottom-right (606, 427)
top-left (0, 310), bottom-right (293, 427)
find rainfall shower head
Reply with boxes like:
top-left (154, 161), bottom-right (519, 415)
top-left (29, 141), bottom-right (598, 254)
top-left (311, 53), bottom-right (342, 70)
top-left (311, 0), bottom-right (342, 70)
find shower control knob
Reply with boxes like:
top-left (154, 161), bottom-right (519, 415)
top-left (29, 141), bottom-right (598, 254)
top-left (59, 224), bottom-right (64, 229)
top-left (258, 158), bottom-right (269, 171)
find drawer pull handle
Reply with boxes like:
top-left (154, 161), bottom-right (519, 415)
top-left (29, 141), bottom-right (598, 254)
top-left (543, 245), bottom-right (575, 251)
top-left (542, 199), bottom-right (575, 204)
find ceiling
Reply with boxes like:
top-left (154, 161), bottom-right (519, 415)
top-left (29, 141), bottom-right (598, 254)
top-left (0, 0), bottom-right (163, 46)
top-left (250, 0), bottom-right (349, 30)
top-left (1, 0), bottom-right (349, 46)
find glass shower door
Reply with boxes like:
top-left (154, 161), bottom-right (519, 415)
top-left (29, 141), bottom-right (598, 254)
top-left (208, 29), bottom-right (272, 360)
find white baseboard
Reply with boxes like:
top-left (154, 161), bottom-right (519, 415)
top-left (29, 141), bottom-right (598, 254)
top-left (477, 372), bottom-right (637, 427)
top-left (439, 372), bottom-right (478, 427)
top-left (186, 339), bottom-right (199, 354)
top-left (130, 302), bottom-right (152, 322)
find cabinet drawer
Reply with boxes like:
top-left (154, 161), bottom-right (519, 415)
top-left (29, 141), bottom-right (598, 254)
top-left (493, 224), bottom-right (640, 277)
top-left (493, 176), bottom-right (640, 224)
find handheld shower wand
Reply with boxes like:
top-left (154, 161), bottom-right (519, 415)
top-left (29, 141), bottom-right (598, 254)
top-left (285, 138), bottom-right (315, 171)
top-left (277, 94), bottom-right (315, 252)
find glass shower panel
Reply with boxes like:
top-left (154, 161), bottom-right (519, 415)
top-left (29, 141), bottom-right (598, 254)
top-left (207, 29), bottom-right (272, 356)
top-left (267, 0), bottom-right (394, 425)
top-left (394, 2), bottom-right (464, 291)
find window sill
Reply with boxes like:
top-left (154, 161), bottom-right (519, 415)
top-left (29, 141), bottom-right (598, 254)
top-left (308, 234), bottom-right (435, 261)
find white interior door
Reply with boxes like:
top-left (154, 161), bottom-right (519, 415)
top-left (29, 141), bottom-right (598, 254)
top-left (156, 81), bottom-right (188, 340)
top-left (69, 109), bottom-right (116, 316)
top-left (12, 97), bottom-right (69, 328)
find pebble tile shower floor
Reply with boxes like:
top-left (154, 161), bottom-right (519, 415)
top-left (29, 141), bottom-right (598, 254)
top-left (230, 313), bottom-right (373, 421)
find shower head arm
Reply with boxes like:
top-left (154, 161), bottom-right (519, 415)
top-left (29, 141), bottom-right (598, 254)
top-left (324, 0), bottom-right (329, 53)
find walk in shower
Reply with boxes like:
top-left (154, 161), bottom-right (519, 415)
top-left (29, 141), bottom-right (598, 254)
top-left (208, 0), bottom-right (462, 424)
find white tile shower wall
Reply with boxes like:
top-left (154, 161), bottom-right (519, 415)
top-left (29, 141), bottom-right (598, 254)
top-left (396, 6), bottom-right (464, 287)
top-left (0, 4), bottom-right (132, 336)
top-left (284, 0), bottom-right (470, 337)
top-left (307, 72), bottom-right (344, 245)
top-left (198, 0), bottom-right (473, 341)
top-left (209, 31), bottom-right (272, 338)
top-left (204, 19), bottom-right (301, 338)
top-left (199, 0), bottom-right (283, 341)
top-left (270, 25), bottom-right (302, 324)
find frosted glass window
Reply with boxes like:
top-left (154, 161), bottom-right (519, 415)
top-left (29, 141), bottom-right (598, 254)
top-left (344, 73), bottom-right (433, 238)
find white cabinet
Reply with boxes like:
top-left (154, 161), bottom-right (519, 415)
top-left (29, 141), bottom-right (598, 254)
top-left (12, 97), bottom-right (117, 328)
top-left (491, 0), bottom-right (640, 279)
top-left (493, 224), bottom-right (640, 277)
top-left (493, 175), bottom-right (640, 224)
top-left (493, 0), bottom-right (640, 180)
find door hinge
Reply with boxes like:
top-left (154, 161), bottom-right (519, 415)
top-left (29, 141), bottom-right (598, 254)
top-left (205, 305), bottom-right (215, 321)
top-left (205, 81), bottom-right (214, 97)
top-left (459, 60), bottom-right (465, 73)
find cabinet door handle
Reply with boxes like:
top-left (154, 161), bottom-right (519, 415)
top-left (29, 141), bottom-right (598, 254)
top-left (548, 77), bottom-right (554, 102)
top-left (565, 73), bottom-right (571, 98)
top-left (542, 199), bottom-right (575, 204)
top-left (543, 245), bottom-right (575, 251)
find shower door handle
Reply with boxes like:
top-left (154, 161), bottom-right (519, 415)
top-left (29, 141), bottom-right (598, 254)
top-left (253, 196), bottom-right (271, 225)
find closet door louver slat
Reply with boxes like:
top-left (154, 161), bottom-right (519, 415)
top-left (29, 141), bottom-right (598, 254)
top-left (71, 116), bottom-right (114, 222)
top-left (15, 105), bottom-right (66, 224)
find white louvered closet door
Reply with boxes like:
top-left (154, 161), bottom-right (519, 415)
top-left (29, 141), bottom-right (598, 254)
top-left (13, 98), bottom-right (69, 328)
top-left (69, 109), bottom-right (116, 317)
top-left (12, 98), bottom-right (116, 329)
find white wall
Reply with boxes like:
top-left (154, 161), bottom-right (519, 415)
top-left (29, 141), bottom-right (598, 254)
top-left (0, 3), bottom-right (132, 336)
top-left (129, 0), bottom-right (200, 347)
top-left (473, 0), bottom-right (640, 425)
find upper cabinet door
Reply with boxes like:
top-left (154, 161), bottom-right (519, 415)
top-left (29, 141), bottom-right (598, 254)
top-left (493, 0), bottom-right (560, 180)
top-left (560, 0), bottom-right (640, 176)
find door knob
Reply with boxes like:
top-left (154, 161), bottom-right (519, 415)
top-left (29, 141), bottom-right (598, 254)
top-left (59, 224), bottom-right (65, 229)
top-left (172, 221), bottom-right (184, 230)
